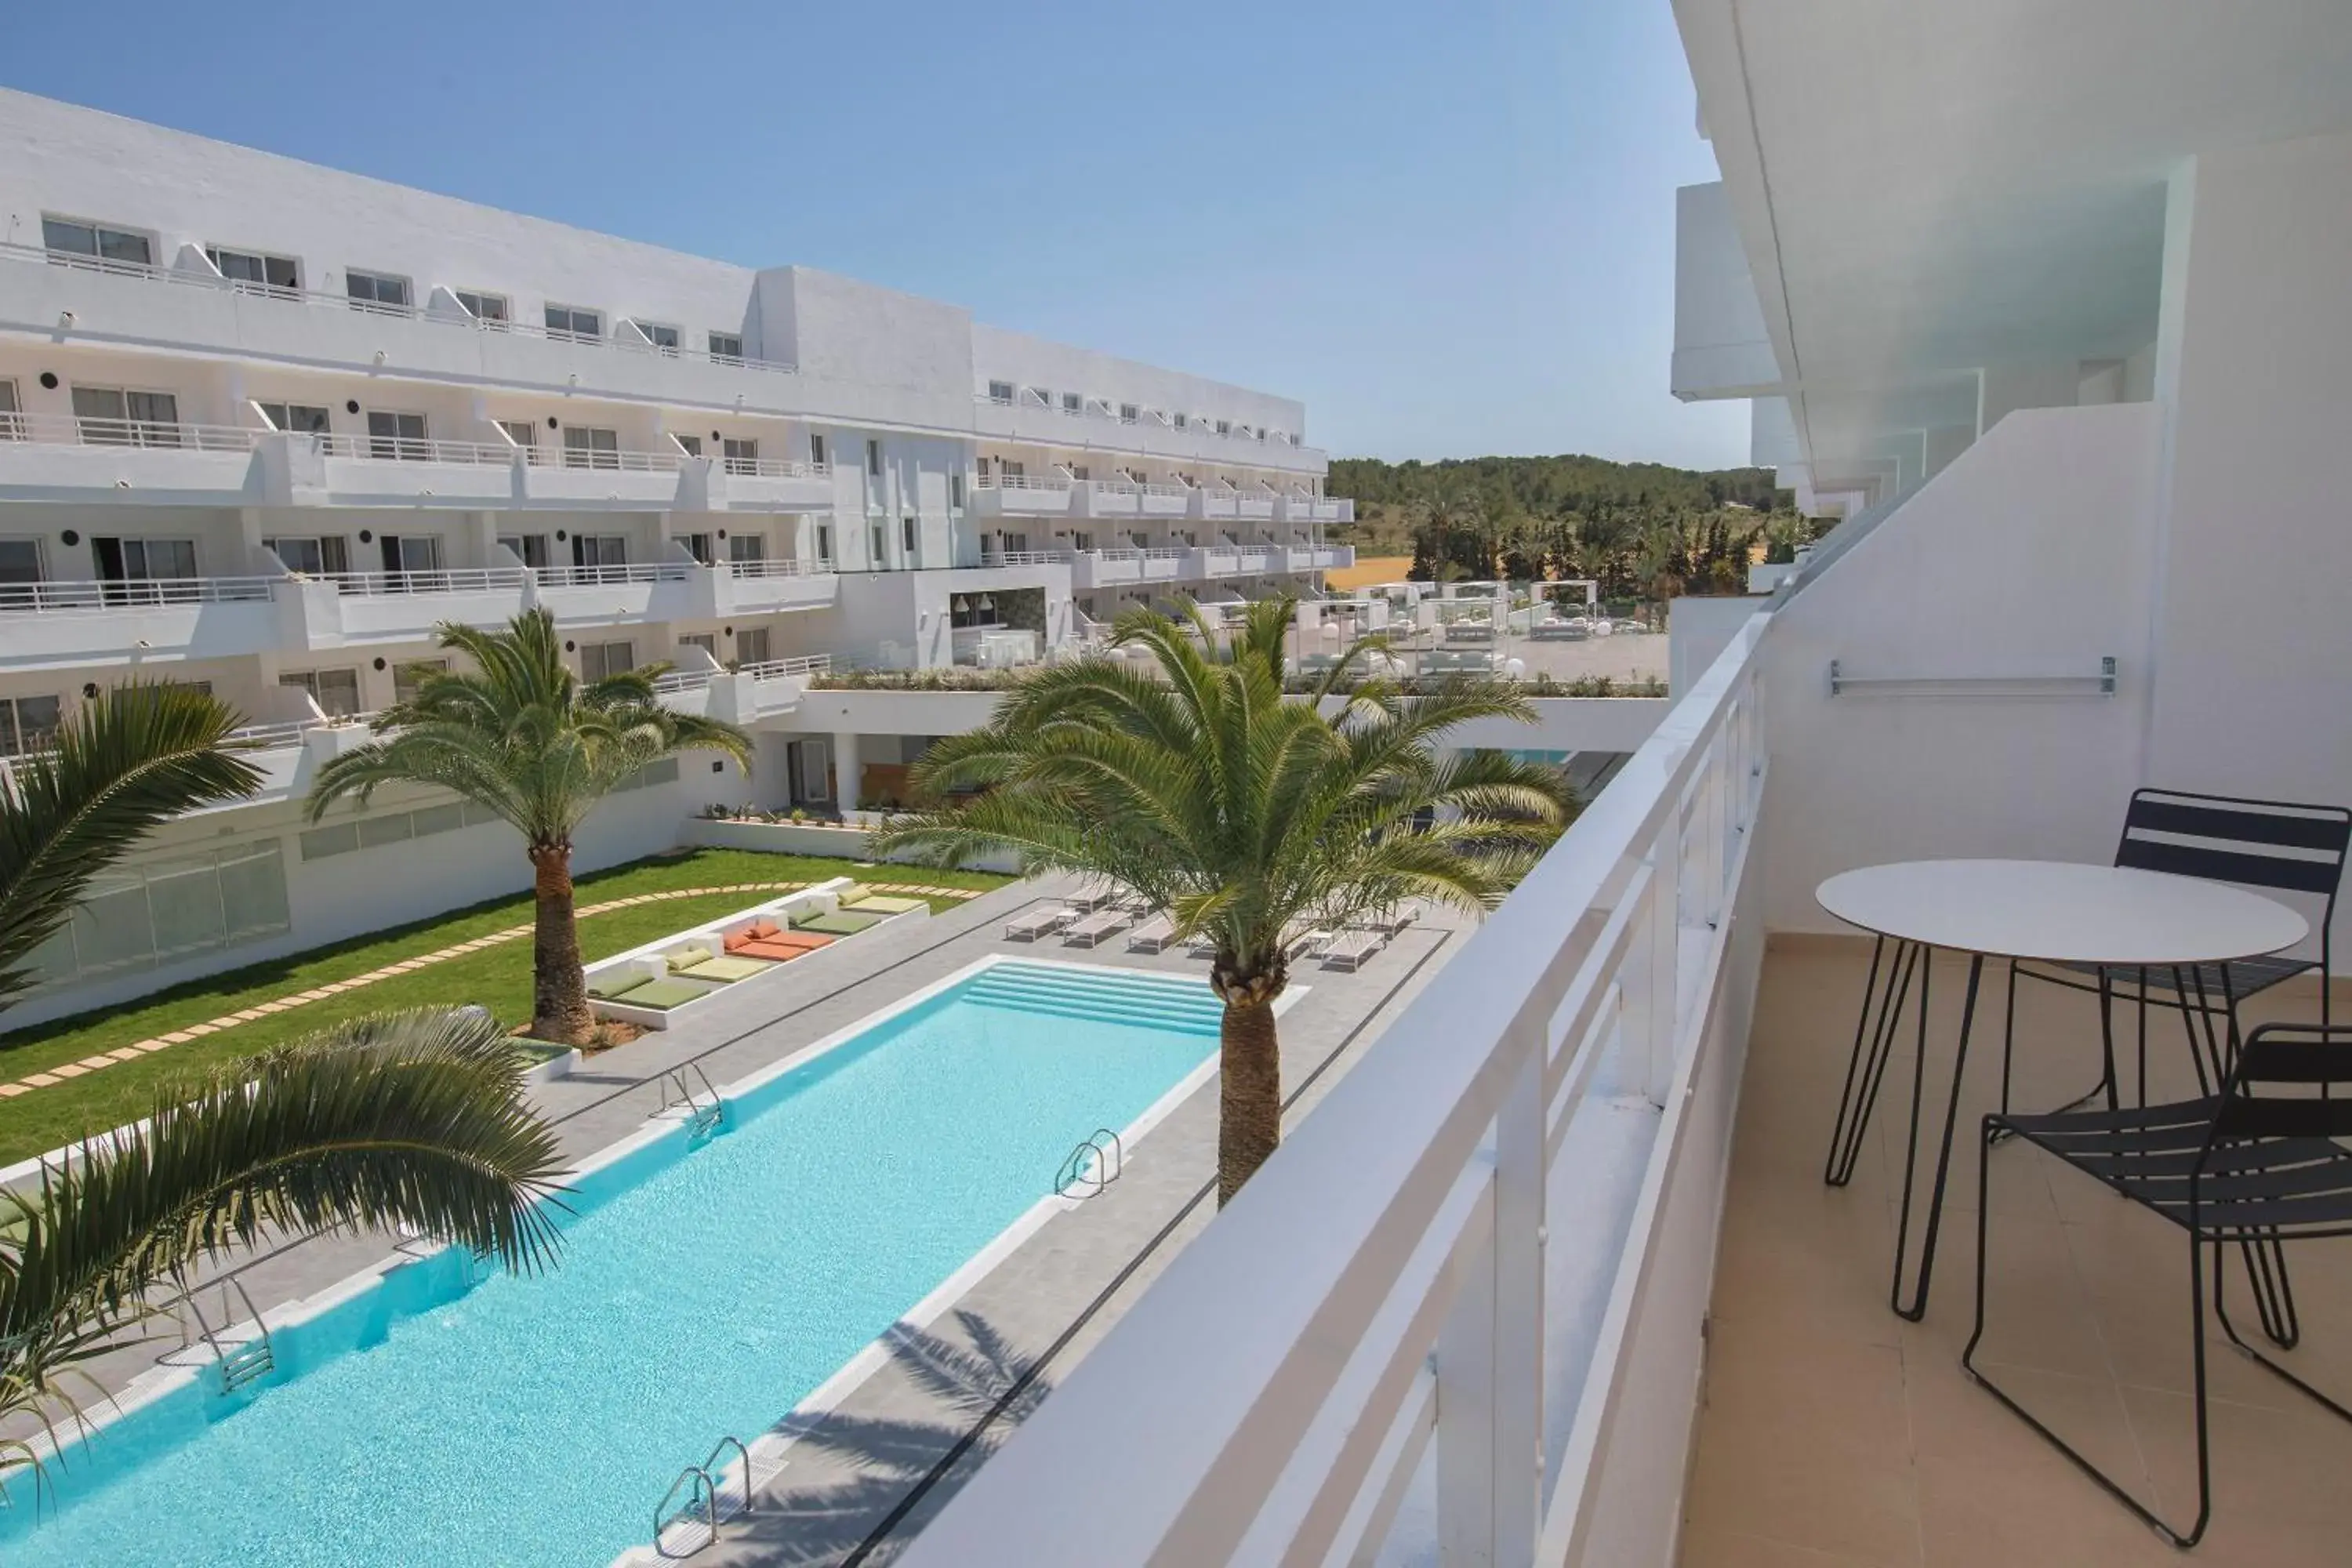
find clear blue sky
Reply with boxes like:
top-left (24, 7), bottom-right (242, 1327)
top-left (2, 0), bottom-right (1749, 470)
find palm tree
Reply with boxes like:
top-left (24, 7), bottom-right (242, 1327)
top-left (872, 598), bottom-right (1575, 1203)
top-left (307, 609), bottom-right (753, 1044)
top-left (0, 684), bottom-right (267, 1011)
top-left (0, 688), bottom-right (566, 1474)
top-left (0, 1009), bottom-right (566, 1473)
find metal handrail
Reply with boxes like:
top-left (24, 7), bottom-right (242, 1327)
top-left (313, 432), bottom-right (514, 466)
top-left (3, 241), bottom-right (799, 373)
top-left (1, 412), bottom-right (260, 452)
top-left (522, 444), bottom-right (682, 474)
top-left (740, 654), bottom-right (834, 680)
top-left (727, 557), bottom-right (827, 579)
top-left (535, 562), bottom-right (693, 588)
top-left (718, 456), bottom-right (829, 479)
top-left (981, 550), bottom-right (1073, 566)
top-left (704, 1436), bottom-right (754, 1521)
top-left (655, 1465), bottom-right (719, 1553)
top-left (0, 575), bottom-right (279, 612)
top-left (314, 568), bottom-right (528, 596)
top-left (1054, 1127), bottom-right (1125, 1199)
top-left (972, 474), bottom-right (1073, 493)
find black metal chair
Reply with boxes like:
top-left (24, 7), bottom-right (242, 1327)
top-left (1966, 1023), bottom-right (2352, 1549)
top-left (2000, 789), bottom-right (2350, 1346)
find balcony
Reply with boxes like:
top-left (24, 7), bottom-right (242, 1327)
top-left (695, 456), bottom-right (836, 513)
top-left (967, 474), bottom-right (1076, 517)
top-left (0, 412), bottom-right (261, 506)
top-left (724, 556), bottom-right (839, 614)
top-left (0, 573), bottom-right (283, 668)
top-left (969, 393), bottom-right (1331, 475)
top-left (305, 568), bottom-right (532, 644)
top-left (532, 560), bottom-right (702, 625)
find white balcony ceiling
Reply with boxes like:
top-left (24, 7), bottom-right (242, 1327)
top-left (1679, 0), bottom-right (2352, 469)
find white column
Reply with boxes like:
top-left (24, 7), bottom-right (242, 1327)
top-left (830, 730), bottom-right (861, 808)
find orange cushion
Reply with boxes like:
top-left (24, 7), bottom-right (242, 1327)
top-left (724, 931), bottom-right (752, 953)
top-left (748, 917), bottom-right (782, 938)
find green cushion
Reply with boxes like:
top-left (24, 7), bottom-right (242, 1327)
top-left (586, 974), bottom-right (650, 1001)
top-left (674, 955), bottom-right (769, 983)
top-left (666, 943), bottom-right (716, 969)
top-left (836, 882), bottom-right (873, 905)
top-left (616, 978), bottom-right (714, 1011)
top-left (844, 893), bottom-right (927, 915)
top-left (793, 910), bottom-right (882, 936)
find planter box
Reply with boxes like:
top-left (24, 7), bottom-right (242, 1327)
top-left (677, 815), bottom-right (1025, 874)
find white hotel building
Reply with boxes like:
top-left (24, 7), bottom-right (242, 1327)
top-left (0, 89), bottom-right (1355, 1025)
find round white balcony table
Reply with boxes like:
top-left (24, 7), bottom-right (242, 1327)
top-left (1813, 858), bottom-right (2307, 1322)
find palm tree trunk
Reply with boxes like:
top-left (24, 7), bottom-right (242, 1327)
top-left (1218, 996), bottom-right (1283, 1206)
top-left (527, 840), bottom-right (592, 1044)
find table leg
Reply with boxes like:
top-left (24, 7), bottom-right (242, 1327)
top-left (1890, 950), bottom-right (1986, 1323)
top-left (1824, 936), bottom-right (1920, 1187)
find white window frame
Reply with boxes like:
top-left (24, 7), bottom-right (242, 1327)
top-left (809, 432), bottom-right (828, 468)
top-left (206, 245), bottom-right (300, 296)
top-left (365, 410), bottom-right (430, 460)
top-left (579, 641), bottom-right (636, 681)
top-left (41, 214), bottom-right (154, 270)
top-left (1061, 392), bottom-right (1085, 416)
top-left (708, 331), bottom-right (744, 364)
top-left (561, 426), bottom-right (622, 470)
top-left (633, 319), bottom-right (682, 354)
top-left (344, 269), bottom-right (413, 314)
top-left (544, 303), bottom-right (602, 342)
top-left (987, 379), bottom-right (1015, 405)
top-left (1119, 403), bottom-right (1139, 425)
top-left (721, 437), bottom-right (759, 475)
top-left (456, 289), bottom-right (510, 328)
top-left (256, 401), bottom-right (332, 436)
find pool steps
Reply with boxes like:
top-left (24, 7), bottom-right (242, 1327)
top-left (965, 965), bottom-right (1224, 1036)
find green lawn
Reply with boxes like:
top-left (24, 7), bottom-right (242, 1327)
top-left (0, 849), bottom-right (1011, 1165)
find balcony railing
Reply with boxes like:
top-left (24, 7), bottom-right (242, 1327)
top-left (534, 562), bottom-right (693, 588)
top-left (739, 653), bottom-right (834, 681)
top-left (0, 575), bottom-right (278, 612)
top-left (314, 568), bottom-right (529, 597)
top-left (901, 615), bottom-right (1771, 1568)
top-left (972, 474), bottom-right (1073, 495)
top-left (524, 444), bottom-right (681, 474)
top-left (726, 557), bottom-right (829, 579)
top-left (0, 412), bottom-right (260, 453)
top-left (314, 432), bottom-right (514, 466)
top-left (981, 550), bottom-right (1073, 567)
top-left (2, 243), bottom-right (798, 374)
top-left (718, 455), bottom-right (829, 479)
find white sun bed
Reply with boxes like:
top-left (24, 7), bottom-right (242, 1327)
top-left (1355, 907), bottom-right (1417, 938)
top-left (1319, 929), bottom-right (1384, 971)
top-left (1126, 913), bottom-right (1177, 953)
top-left (1004, 907), bottom-right (1075, 942)
top-left (1062, 908), bottom-right (1131, 948)
top-left (1065, 887), bottom-right (1120, 913)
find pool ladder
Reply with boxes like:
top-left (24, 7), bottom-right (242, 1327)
top-left (662, 1063), bottom-right (724, 1138)
top-left (1054, 1127), bottom-right (1124, 1199)
top-left (177, 1275), bottom-right (276, 1393)
top-left (653, 1435), bottom-right (753, 1556)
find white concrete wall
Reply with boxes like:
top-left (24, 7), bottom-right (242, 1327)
top-left (1672, 183), bottom-right (1780, 397)
top-left (1758, 402), bottom-right (2164, 932)
top-left (2143, 129), bottom-right (2352, 966)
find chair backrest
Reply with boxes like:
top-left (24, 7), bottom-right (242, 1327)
top-left (2115, 788), bottom-right (2350, 962)
top-left (2215, 1023), bottom-right (2352, 1140)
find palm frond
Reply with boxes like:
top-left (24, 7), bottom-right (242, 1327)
top-left (0, 684), bottom-right (265, 1008)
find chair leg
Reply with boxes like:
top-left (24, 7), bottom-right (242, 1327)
top-left (1891, 953), bottom-right (1981, 1322)
top-left (1824, 936), bottom-right (1918, 1188)
top-left (1963, 1131), bottom-right (2212, 1547)
top-left (2192, 966), bottom-right (2303, 1351)
top-left (2212, 1232), bottom-right (2352, 1422)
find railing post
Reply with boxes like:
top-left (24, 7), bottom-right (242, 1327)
top-left (1434, 1040), bottom-right (1544, 1565)
top-left (1636, 833), bottom-right (1682, 1109)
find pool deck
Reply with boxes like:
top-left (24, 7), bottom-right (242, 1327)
top-left (25, 873), bottom-right (1467, 1566)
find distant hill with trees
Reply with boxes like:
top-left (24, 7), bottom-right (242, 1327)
top-left (1325, 454), bottom-right (1826, 600)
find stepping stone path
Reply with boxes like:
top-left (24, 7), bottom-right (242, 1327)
top-left (0, 880), bottom-right (986, 1104)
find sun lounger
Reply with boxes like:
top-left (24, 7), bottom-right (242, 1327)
top-left (1004, 907), bottom-right (1075, 942)
top-left (1286, 927), bottom-right (1333, 960)
top-left (793, 910), bottom-right (884, 937)
top-left (672, 955), bottom-right (770, 983)
top-left (1355, 907), bottom-right (1416, 938)
top-left (1064, 887), bottom-right (1120, 913)
top-left (1319, 929), bottom-right (1383, 971)
top-left (586, 974), bottom-right (651, 1002)
top-left (837, 882), bottom-right (930, 915)
top-left (1126, 913), bottom-right (1176, 953)
top-left (1062, 908), bottom-right (1131, 948)
top-left (733, 936), bottom-right (824, 962)
top-left (610, 977), bottom-right (716, 1011)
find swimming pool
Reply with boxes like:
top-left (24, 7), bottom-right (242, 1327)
top-left (0, 959), bottom-right (1225, 1566)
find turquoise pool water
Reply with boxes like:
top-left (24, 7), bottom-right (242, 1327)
top-left (2, 961), bottom-right (1221, 1566)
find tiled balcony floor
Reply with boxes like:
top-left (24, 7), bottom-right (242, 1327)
top-left (1682, 936), bottom-right (2352, 1567)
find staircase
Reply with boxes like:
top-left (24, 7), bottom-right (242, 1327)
top-left (964, 963), bottom-right (1223, 1036)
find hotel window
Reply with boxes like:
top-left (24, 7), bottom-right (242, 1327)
top-left (1024, 387), bottom-right (1049, 408)
top-left (735, 626), bottom-right (771, 665)
top-left (457, 290), bottom-right (510, 328)
top-left (902, 517), bottom-right (917, 554)
top-left (949, 472), bottom-right (964, 507)
top-left (637, 321), bottom-right (681, 354)
top-left (1062, 392), bottom-right (1083, 416)
top-left (263, 535), bottom-right (350, 575)
top-left (394, 659), bottom-right (448, 705)
top-left (869, 518), bottom-right (887, 561)
top-left (673, 434), bottom-right (702, 457)
top-left (42, 216), bottom-right (151, 267)
top-left (544, 303), bottom-right (601, 341)
top-left (345, 269), bottom-right (412, 314)
top-left (728, 534), bottom-right (766, 564)
top-left (722, 437), bottom-right (759, 475)
top-left (571, 534), bottom-right (629, 569)
top-left (207, 246), bottom-right (299, 295)
top-left (1215, 419), bottom-right (1231, 436)
top-left (561, 426), bottom-right (621, 470)
top-left (71, 387), bottom-right (181, 447)
top-left (579, 641), bottom-right (635, 681)
top-left (279, 668), bottom-right (363, 719)
top-left (0, 539), bottom-right (42, 601)
top-left (1119, 403), bottom-right (1138, 424)
top-left (1069, 466), bottom-right (1090, 481)
top-left (1172, 412), bottom-right (1189, 430)
top-left (866, 438), bottom-right (882, 477)
top-left (0, 380), bottom-right (19, 441)
top-left (987, 380), bottom-right (1014, 405)
top-left (0, 695), bottom-right (62, 758)
top-left (496, 419), bottom-right (536, 451)
top-left (677, 633), bottom-right (717, 659)
top-left (256, 402), bottom-right (332, 436)
top-left (815, 523), bottom-right (833, 562)
top-left (708, 332), bottom-right (743, 364)
top-left (680, 532), bottom-right (716, 565)
top-left (92, 538), bottom-right (199, 596)
top-left (808, 432), bottom-right (828, 468)
top-left (498, 532), bottom-right (551, 568)
top-left (366, 410), bottom-right (429, 460)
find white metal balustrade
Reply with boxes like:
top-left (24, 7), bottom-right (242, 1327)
top-left (0, 575), bottom-right (279, 612)
top-left (738, 653), bottom-right (834, 680)
top-left (313, 568), bottom-right (529, 597)
top-left (535, 562), bottom-right (694, 589)
top-left (972, 474), bottom-right (1073, 494)
top-left (0, 243), bottom-right (799, 374)
top-left (900, 615), bottom-right (1772, 1568)
top-left (312, 433), bottom-right (514, 466)
top-left (981, 550), bottom-right (1074, 566)
top-left (726, 557), bottom-right (829, 579)
top-left (0, 412), bottom-right (260, 453)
